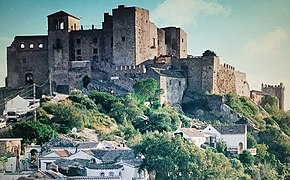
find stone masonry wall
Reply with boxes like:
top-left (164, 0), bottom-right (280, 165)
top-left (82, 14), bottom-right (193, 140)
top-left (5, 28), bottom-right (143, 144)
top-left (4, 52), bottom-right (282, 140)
top-left (7, 36), bottom-right (49, 88)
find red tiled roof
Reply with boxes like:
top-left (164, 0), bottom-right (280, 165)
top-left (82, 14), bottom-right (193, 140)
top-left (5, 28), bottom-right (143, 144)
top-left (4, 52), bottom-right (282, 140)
top-left (54, 149), bottom-right (69, 157)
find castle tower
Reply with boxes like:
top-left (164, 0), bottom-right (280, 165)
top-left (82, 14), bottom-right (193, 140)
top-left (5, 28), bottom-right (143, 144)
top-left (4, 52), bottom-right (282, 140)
top-left (47, 11), bottom-right (80, 93)
top-left (261, 82), bottom-right (285, 111)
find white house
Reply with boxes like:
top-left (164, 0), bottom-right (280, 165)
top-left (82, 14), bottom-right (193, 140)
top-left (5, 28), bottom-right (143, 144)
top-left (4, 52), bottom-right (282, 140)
top-left (202, 124), bottom-right (247, 154)
top-left (173, 128), bottom-right (206, 147)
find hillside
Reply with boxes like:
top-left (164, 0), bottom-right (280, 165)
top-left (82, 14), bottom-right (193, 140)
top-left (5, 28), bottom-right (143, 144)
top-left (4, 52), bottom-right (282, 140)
top-left (1, 78), bottom-right (290, 179)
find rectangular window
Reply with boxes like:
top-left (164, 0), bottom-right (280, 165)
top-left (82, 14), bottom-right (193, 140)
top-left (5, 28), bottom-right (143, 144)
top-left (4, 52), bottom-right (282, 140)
top-left (93, 38), bottom-right (98, 44)
top-left (182, 38), bottom-right (184, 43)
top-left (93, 48), bottom-right (98, 54)
top-left (169, 80), bottom-right (172, 85)
top-left (76, 49), bottom-right (81, 55)
top-left (76, 38), bottom-right (81, 44)
top-left (122, 37), bottom-right (125, 41)
top-left (179, 81), bottom-right (181, 86)
top-left (152, 38), bottom-right (156, 47)
top-left (23, 58), bottom-right (26, 63)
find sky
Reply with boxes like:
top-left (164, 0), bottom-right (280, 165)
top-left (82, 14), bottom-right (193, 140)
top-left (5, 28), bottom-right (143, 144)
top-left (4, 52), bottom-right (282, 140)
top-left (0, 0), bottom-right (289, 110)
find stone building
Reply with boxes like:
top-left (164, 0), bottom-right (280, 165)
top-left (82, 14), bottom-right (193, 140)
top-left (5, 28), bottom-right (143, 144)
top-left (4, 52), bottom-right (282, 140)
top-left (6, 5), bottom-right (187, 95)
top-left (251, 83), bottom-right (285, 111)
top-left (6, 4), bottom-right (259, 106)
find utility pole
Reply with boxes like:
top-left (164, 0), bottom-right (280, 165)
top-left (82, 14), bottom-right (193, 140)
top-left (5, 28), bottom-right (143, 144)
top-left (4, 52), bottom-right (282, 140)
top-left (49, 68), bottom-right (52, 96)
top-left (33, 83), bottom-right (36, 121)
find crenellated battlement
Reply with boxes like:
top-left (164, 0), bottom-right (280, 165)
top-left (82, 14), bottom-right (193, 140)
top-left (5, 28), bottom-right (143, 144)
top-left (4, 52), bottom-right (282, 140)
top-left (115, 64), bottom-right (146, 73)
top-left (223, 63), bottom-right (235, 71)
top-left (261, 82), bottom-right (285, 110)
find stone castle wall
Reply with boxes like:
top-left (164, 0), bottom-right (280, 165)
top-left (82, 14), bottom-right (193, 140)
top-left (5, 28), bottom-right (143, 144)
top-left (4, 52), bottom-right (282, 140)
top-left (261, 83), bottom-right (285, 110)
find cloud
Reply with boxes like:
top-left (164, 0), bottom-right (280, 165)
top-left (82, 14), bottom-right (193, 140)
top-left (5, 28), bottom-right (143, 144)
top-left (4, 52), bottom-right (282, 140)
top-left (243, 26), bottom-right (288, 55)
top-left (151, 0), bottom-right (230, 27)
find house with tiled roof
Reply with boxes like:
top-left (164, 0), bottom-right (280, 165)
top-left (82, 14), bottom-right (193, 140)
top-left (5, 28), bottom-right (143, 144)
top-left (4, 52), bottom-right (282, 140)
top-left (173, 128), bottom-right (206, 147)
top-left (201, 124), bottom-right (247, 154)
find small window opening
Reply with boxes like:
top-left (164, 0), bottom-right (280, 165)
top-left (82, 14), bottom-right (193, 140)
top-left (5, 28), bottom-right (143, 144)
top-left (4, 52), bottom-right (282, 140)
top-left (23, 58), bottom-right (26, 63)
top-left (59, 20), bottom-right (64, 30)
top-left (76, 38), bottom-right (81, 44)
top-left (152, 38), bottom-right (156, 47)
top-left (182, 38), bottom-right (184, 43)
top-left (179, 81), bottom-right (181, 86)
top-left (38, 43), bottom-right (43, 49)
top-left (93, 48), bottom-right (98, 54)
top-left (122, 37), bottom-right (125, 41)
top-left (169, 80), bottom-right (172, 85)
top-left (100, 172), bottom-right (105, 177)
top-left (76, 49), bottom-right (81, 55)
top-left (29, 43), bottom-right (34, 49)
top-left (20, 43), bottom-right (25, 49)
top-left (109, 171), bottom-right (114, 177)
top-left (93, 38), bottom-right (98, 44)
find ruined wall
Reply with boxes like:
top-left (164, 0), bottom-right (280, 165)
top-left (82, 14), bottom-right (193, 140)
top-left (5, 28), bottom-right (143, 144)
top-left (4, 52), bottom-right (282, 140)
top-left (112, 5), bottom-right (136, 66)
top-left (235, 71), bottom-right (250, 97)
top-left (165, 76), bottom-right (186, 104)
top-left (261, 83), bottom-right (285, 110)
top-left (215, 63), bottom-right (236, 95)
top-left (101, 13), bottom-right (113, 64)
top-left (6, 36), bottom-right (49, 88)
top-left (201, 56), bottom-right (218, 94)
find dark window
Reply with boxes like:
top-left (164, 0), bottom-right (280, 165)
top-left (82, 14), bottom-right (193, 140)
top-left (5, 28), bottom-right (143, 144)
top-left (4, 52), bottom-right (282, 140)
top-left (122, 37), bottom-right (125, 41)
top-left (55, 38), bottom-right (61, 49)
top-left (76, 38), bottom-right (81, 44)
top-left (76, 49), bottom-right (81, 55)
top-left (25, 73), bottom-right (33, 85)
top-left (93, 48), bottom-right (98, 54)
top-left (23, 58), bottom-right (26, 63)
top-left (182, 38), bottom-right (184, 43)
top-left (152, 38), bottom-right (156, 47)
top-left (169, 80), bottom-right (172, 85)
top-left (157, 40), bottom-right (159, 45)
top-left (109, 171), bottom-right (114, 177)
top-left (100, 172), bottom-right (105, 177)
top-left (179, 81), bottom-right (181, 86)
top-left (20, 43), bottom-right (25, 49)
top-left (93, 38), bottom-right (98, 44)
top-left (111, 37), bottom-right (113, 48)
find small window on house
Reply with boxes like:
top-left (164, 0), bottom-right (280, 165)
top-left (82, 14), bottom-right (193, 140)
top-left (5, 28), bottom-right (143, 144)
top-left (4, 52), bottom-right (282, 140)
top-left (29, 43), bottom-right (34, 49)
top-left (100, 172), bottom-right (105, 177)
top-left (182, 38), bottom-right (184, 43)
top-left (76, 49), bottom-right (81, 55)
top-left (179, 81), bottom-right (181, 86)
top-left (59, 20), bottom-right (64, 30)
top-left (38, 43), bottom-right (43, 49)
top-left (76, 38), bottom-right (81, 44)
top-left (152, 38), bottom-right (156, 47)
top-left (23, 58), bottom-right (26, 63)
top-left (169, 80), bottom-right (172, 85)
top-left (157, 40), bottom-right (159, 45)
top-left (93, 38), bottom-right (98, 44)
top-left (93, 48), bottom-right (98, 54)
top-left (122, 37), bottom-right (125, 41)
top-left (20, 43), bottom-right (25, 49)
top-left (109, 171), bottom-right (114, 177)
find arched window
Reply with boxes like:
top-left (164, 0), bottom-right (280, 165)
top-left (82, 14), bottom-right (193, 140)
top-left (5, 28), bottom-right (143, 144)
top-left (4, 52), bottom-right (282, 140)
top-left (25, 73), bottom-right (33, 85)
top-left (109, 171), bottom-right (114, 177)
top-left (239, 142), bottom-right (244, 152)
top-left (29, 43), bottom-right (34, 49)
top-left (38, 43), bottom-right (43, 49)
top-left (20, 43), bottom-right (25, 49)
top-left (59, 19), bottom-right (64, 30)
top-left (100, 172), bottom-right (105, 177)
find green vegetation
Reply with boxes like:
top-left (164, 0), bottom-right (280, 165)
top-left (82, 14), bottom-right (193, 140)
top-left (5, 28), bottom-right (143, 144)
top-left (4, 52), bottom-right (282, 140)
top-left (3, 78), bottom-right (289, 179)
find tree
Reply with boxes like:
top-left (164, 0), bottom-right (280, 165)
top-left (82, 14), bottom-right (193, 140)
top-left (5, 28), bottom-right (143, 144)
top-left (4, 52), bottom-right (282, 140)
top-left (202, 50), bottom-right (217, 57)
top-left (239, 150), bottom-right (255, 166)
top-left (0, 156), bottom-right (8, 171)
top-left (88, 91), bottom-right (118, 113)
top-left (133, 78), bottom-right (163, 105)
top-left (134, 132), bottom-right (244, 179)
top-left (12, 120), bottom-right (56, 144)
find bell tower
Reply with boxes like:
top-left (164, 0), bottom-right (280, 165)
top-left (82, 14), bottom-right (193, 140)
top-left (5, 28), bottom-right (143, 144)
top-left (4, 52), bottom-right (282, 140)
top-left (47, 11), bottom-right (80, 93)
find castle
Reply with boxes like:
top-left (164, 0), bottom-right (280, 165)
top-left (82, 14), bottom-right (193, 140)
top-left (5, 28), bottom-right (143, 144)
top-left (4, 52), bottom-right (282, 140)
top-left (5, 5), bottom-right (285, 110)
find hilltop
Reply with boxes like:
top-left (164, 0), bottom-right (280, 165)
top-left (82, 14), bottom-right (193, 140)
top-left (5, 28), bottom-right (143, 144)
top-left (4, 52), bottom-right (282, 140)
top-left (1, 78), bottom-right (289, 179)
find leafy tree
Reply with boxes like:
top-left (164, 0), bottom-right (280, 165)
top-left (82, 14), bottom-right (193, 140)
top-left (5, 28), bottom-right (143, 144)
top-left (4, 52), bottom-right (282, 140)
top-left (11, 120), bottom-right (56, 144)
top-left (68, 93), bottom-right (98, 111)
top-left (89, 91), bottom-right (118, 113)
top-left (133, 78), bottom-right (163, 105)
top-left (202, 50), bottom-right (217, 57)
top-left (134, 132), bottom-right (245, 179)
top-left (0, 156), bottom-right (8, 171)
top-left (239, 150), bottom-right (255, 166)
top-left (247, 133), bottom-right (257, 148)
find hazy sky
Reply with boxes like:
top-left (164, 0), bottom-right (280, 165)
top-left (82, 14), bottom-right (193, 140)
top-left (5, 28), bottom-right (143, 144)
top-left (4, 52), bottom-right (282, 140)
top-left (0, 0), bottom-right (289, 110)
